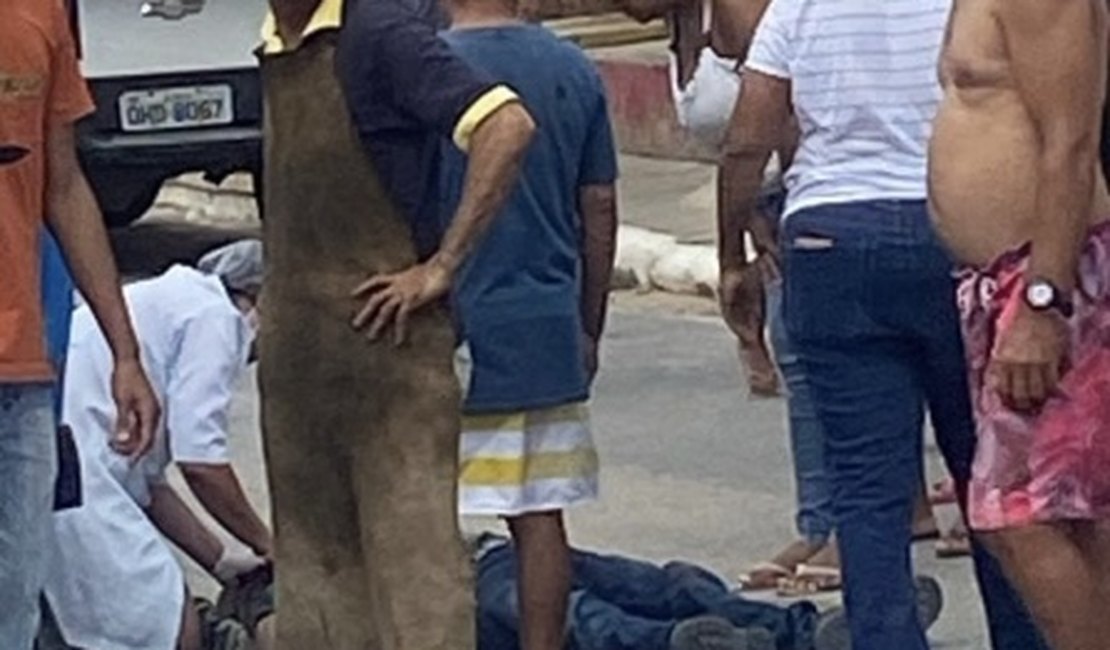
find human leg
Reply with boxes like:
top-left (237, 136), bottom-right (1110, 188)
top-left (919, 269), bottom-right (1047, 650)
top-left (737, 280), bottom-right (833, 593)
top-left (955, 224), bottom-right (1110, 648)
top-left (506, 511), bottom-right (572, 650)
top-left (0, 385), bottom-right (55, 650)
top-left (782, 205), bottom-right (930, 650)
top-left (766, 279), bottom-right (835, 552)
top-left (983, 524), bottom-right (1106, 650)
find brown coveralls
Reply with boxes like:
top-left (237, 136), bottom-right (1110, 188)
top-left (258, 31), bottom-right (475, 649)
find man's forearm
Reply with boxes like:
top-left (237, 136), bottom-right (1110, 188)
top-left (717, 151), bottom-right (769, 270)
top-left (435, 103), bottom-right (535, 275)
top-left (1027, 149), bottom-right (1098, 293)
top-left (181, 464), bottom-right (272, 557)
top-left (580, 185), bottom-right (618, 340)
top-left (46, 171), bottom-right (139, 362)
top-left (146, 483), bottom-right (224, 573)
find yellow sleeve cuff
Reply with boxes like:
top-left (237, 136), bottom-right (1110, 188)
top-left (452, 86), bottom-right (520, 151)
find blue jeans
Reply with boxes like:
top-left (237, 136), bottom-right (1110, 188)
top-left (781, 201), bottom-right (1047, 650)
top-left (477, 545), bottom-right (817, 650)
top-left (766, 279), bottom-right (834, 546)
top-left (0, 384), bottom-right (56, 650)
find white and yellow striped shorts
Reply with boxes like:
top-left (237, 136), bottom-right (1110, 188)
top-left (459, 402), bottom-right (600, 517)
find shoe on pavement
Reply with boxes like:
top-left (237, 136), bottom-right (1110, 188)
top-left (812, 575), bottom-right (945, 650)
top-left (670, 616), bottom-right (776, 650)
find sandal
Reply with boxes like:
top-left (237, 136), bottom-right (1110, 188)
top-left (936, 525), bottom-right (973, 559)
top-left (736, 561), bottom-right (793, 592)
top-left (776, 564), bottom-right (843, 597)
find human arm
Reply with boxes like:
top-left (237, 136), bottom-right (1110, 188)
top-left (343, 0), bottom-right (535, 344)
top-left (718, 70), bottom-right (791, 338)
top-left (352, 104), bottom-right (535, 344)
top-left (45, 124), bottom-right (159, 459)
top-left (989, 0), bottom-right (1107, 411)
top-left (167, 308), bottom-right (269, 554)
top-left (580, 184), bottom-right (618, 379)
top-left (577, 90), bottom-right (620, 379)
top-left (147, 482), bottom-right (267, 581)
top-left (146, 482), bottom-right (224, 573)
top-left (179, 463), bottom-right (272, 558)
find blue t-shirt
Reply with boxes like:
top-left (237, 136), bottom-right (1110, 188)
top-left (439, 24), bottom-right (618, 413)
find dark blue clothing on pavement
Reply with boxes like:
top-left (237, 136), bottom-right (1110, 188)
top-left (438, 24), bottom-right (618, 413)
top-left (337, 0), bottom-right (499, 259)
top-left (781, 201), bottom-right (1048, 650)
top-left (476, 542), bottom-right (817, 650)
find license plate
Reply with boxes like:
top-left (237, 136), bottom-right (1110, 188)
top-left (118, 84), bottom-right (233, 132)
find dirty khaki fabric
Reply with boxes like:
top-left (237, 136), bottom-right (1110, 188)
top-left (259, 32), bottom-right (475, 650)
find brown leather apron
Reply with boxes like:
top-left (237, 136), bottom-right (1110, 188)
top-left (258, 31), bottom-right (475, 650)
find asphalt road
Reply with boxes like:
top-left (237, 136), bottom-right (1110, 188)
top-left (175, 298), bottom-right (989, 649)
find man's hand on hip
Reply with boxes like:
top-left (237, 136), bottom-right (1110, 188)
top-left (351, 259), bottom-right (452, 346)
top-left (110, 357), bottom-right (159, 459)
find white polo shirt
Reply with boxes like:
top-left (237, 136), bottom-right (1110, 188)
top-left (745, 0), bottom-right (951, 219)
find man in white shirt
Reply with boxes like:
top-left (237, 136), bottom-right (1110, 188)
top-left (44, 241), bottom-right (272, 650)
top-left (720, 1), bottom-right (1047, 649)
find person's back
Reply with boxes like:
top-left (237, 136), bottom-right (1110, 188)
top-left (746, 0), bottom-right (949, 217)
top-left (440, 10), bottom-right (618, 650)
top-left (440, 22), bottom-right (617, 410)
top-left (440, 24), bottom-right (603, 307)
top-left (65, 266), bottom-right (248, 502)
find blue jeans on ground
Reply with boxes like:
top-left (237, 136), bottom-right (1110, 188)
top-left (765, 279), bottom-right (834, 547)
top-left (0, 384), bottom-right (57, 650)
top-left (781, 200), bottom-right (1047, 650)
top-left (477, 544), bottom-right (817, 650)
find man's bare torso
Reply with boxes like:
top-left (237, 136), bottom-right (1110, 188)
top-left (929, 0), bottom-right (1110, 267)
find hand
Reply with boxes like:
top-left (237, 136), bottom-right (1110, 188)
top-left (988, 302), bottom-right (1068, 412)
top-left (719, 263), bottom-right (766, 343)
top-left (351, 260), bottom-right (452, 346)
top-left (110, 358), bottom-right (159, 459)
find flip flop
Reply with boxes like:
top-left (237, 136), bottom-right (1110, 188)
top-left (776, 564), bottom-right (843, 597)
top-left (735, 562), bottom-right (793, 592)
top-left (936, 531), bottom-right (973, 559)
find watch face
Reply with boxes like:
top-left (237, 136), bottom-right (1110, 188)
top-left (1027, 281), bottom-right (1056, 309)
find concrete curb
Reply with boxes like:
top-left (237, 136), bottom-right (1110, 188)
top-left (616, 225), bottom-right (718, 298)
top-left (148, 174), bottom-right (719, 299)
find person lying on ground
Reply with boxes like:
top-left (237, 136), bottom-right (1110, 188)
top-left (470, 533), bottom-right (944, 650)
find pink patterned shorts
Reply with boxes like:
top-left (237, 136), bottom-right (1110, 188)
top-left (958, 222), bottom-right (1110, 531)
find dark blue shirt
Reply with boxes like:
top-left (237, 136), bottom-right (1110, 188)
top-left (337, 0), bottom-right (500, 258)
top-left (439, 24), bottom-right (618, 413)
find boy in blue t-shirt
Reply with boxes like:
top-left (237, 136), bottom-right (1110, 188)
top-left (438, 1), bottom-right (620, 648)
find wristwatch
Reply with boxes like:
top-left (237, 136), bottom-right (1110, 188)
top-left (1024, 277), bottom-right (1074, 318)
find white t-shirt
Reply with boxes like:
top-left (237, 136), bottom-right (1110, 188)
top-left (745, 0), bottom-right (951, 219)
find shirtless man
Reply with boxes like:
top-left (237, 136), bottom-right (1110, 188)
top-left (930, 1), bottom-right (1110, 648)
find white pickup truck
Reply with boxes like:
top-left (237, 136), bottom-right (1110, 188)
top-left (72, 0), bottom-right (268, 226)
